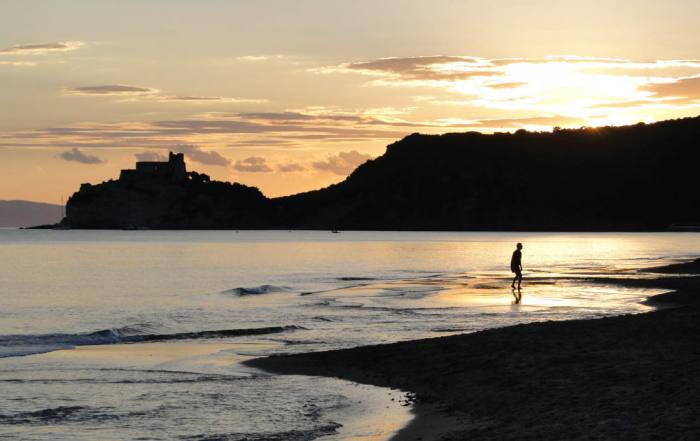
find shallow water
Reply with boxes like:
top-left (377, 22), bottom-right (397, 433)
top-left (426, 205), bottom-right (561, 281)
top-left (1, 230), bottom-right (699, 440)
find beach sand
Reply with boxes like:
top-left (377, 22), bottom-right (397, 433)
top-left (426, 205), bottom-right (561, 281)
top-left (246, 258), bottom-right (700, 440)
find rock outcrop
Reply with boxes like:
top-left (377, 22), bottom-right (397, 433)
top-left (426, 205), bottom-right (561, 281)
top-left (66, 153), bottom-right (270, 229)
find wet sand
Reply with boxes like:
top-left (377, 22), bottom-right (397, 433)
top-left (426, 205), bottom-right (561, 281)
top-left (246, 258), bottom-right (700, 440)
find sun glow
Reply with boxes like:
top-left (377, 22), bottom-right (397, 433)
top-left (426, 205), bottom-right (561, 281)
top-left (445, 60), bottom-right (670, 123)
top-left (336, 55), bottom-right (700, 131)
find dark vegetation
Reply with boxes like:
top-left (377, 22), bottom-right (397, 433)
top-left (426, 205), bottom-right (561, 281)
top-left (65, 115), bottom-right (700, 230)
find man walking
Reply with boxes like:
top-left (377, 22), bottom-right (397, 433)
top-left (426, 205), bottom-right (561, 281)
top-left (511, 243), bottom-right (523, 290)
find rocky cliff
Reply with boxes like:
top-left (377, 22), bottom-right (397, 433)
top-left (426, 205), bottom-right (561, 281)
top-left (66, 174), bottom-right (270, 229)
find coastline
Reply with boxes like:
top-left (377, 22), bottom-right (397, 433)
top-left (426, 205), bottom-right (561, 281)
top-left (245, 258), bottom-right (700, 440)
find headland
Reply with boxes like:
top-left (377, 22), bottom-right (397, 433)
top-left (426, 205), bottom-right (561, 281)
top-left (60, 115), bottom-right (700, 230)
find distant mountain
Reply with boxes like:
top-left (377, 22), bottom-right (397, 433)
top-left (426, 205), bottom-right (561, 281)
top-left (0, 200), bottom-right (62, 227)
top-left (65, 115), bottom-right (700, 230)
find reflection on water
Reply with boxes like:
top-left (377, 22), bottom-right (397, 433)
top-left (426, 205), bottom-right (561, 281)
top-left (0, 230), bottom-right (698, 440)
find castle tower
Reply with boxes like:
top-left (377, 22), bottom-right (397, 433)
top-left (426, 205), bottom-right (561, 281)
top-left (168, 152), bottom-right (186, 181)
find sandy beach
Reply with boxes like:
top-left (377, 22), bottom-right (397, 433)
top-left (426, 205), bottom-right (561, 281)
top-left (246, 258), bottom-right (700, 440)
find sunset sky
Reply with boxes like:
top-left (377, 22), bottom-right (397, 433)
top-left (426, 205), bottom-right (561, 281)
top-left (3, 0), bottom-right (700, 203)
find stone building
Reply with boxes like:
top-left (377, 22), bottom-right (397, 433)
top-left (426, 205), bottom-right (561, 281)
top-left (119, 152), bottom-right (187, 181)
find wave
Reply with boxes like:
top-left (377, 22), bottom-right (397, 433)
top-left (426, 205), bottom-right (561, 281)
top-left (0, 325), bottom-right (304, 358)
top-left (432, 327), bottom-right (471, 333)
top-left (0, 372), bottom-right (248, 385)
top-left (0, 406), bottom-right (93, 425)
top-left (336, 276), bottom-right (376, 281)
top-left (300, 284), bottom-right (369, 296)
top-left (181, 422), bottom-right (343, 441)
top-left (222, 285), bottom-right (290, 296)
top-left (311, 316), bottom-right (334, 322)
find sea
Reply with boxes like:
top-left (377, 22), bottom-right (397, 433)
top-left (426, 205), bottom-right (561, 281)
top-left (1, 230), bottom-right (699, 441)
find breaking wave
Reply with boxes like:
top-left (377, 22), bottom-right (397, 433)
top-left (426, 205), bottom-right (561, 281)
top-left (0, 325), bottom-right (304, 358)
top-left (222, 285), bottom-right (290, 296)
top-left (336, 276), bottom-right (376, 281)
top-left (180, 422), bottom-right (343, 441)
top-left (0, 406), bottom-right (92, 425)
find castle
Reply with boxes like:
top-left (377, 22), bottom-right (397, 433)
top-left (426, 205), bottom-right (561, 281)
top-left (119, 152), bottom-right (187, 181)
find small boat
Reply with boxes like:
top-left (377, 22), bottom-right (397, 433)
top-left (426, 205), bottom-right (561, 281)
top-left (331, 229), bottom-right (340, 234)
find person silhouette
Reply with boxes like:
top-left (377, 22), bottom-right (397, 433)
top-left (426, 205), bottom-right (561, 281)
top-left (510, 243), bottom-right (523, 291)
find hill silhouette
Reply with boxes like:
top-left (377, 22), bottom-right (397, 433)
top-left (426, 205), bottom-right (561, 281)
top-left (65, 115), bottom-right (700, 230)
top-left (66, 174), bottom-right (270, 229)
top-left (0, 200), bottom-right (62, 227)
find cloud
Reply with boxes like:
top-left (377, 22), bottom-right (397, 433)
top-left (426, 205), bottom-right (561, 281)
top-left (149, 111), bottom-right (415, 138)
top-left (325, 56), bottom-right (700, 87)
top-left (326, 56), bottom-right (497, 82)
top-left (58, 148), bottom-right (104, 164)
top-left (0, 61), bottom-right (37, 67)
top-left (241, 112), bottom-right (317, 121)
top-left (154, 95), bottom-right (267, 103)
top-left (64, 86), bottom-right (265, 103)
top-left (159, 95), bottom-right (223, 101)
top-left (66, 85), bottom-right (157, 96)
top-left (236, 55), bottom-right (287, 62)
top-left (278, 162), bottom-right (305, 172)
top-left (0, 105), bottom-right (517, 153)
top-left (590, 99), bottom-right (687, 109)
top-left (486, 82), bottom-right (527, 90)
top-left (0, 41), bottom-right (83, 55)
top-left (472, 115), bottom-right (588, 128)
top-left (134, 151), bottom-right (167, 162)
top-left (174, 144), bottom-right (231, 166)
top-left (346, 56), bottom-right (465, 72)
top-left (316, 55), bottom-right (700, 118)
top-left (641, 75), bottom-right (700, 101)
top-left (312, 151), bottom-right (372, 175)
top-left (0, 110), bottom-right (416, 151)
top-left (234, 157), bottom-right (272, 172)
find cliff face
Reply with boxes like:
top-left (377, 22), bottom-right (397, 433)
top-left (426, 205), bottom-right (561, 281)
top-left (65, 115), bottom-right (700, 230)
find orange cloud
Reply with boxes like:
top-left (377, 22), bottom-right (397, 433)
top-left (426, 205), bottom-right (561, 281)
top-left (0, 41), bottom-right (84, 55)
top-left (154, 95), bottom-right (267, 104)
top-left (312, 151), bottom-right (372, 175)
top-left (234, 157), bottom-right (272, 172)
top-left (641, 75), bottom-right (700, 102)
top-left (174, 145), bottom-right (231, 166)
top-left (134, 150), bottom-right (167, 162)
top-left (470, 115), bottom-right (588, 129)
top-left (486, 82), bottom-right (527, 89)
top-left (320, 55), bottom-right (700, 118)
top-left (278, 162), bottom-right (305, 172)
top-left (58, 148), bottom-right (104, 164)
top-left (66, 85), bottom-right (157, 96)
top-left (64, 85), bottom-right (266, 104)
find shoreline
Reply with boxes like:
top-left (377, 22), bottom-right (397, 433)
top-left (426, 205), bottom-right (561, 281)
top-left (22, 224), bottom-right (700, 232)
top-left (245, 258), bottom-right (700, 440)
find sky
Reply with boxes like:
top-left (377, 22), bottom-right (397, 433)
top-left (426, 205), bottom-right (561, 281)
top-left (2, 0), bottom-right (700, 203)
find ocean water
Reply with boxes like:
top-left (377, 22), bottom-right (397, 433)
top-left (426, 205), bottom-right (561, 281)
top-left (1, 230), bottom-right (699, 440)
